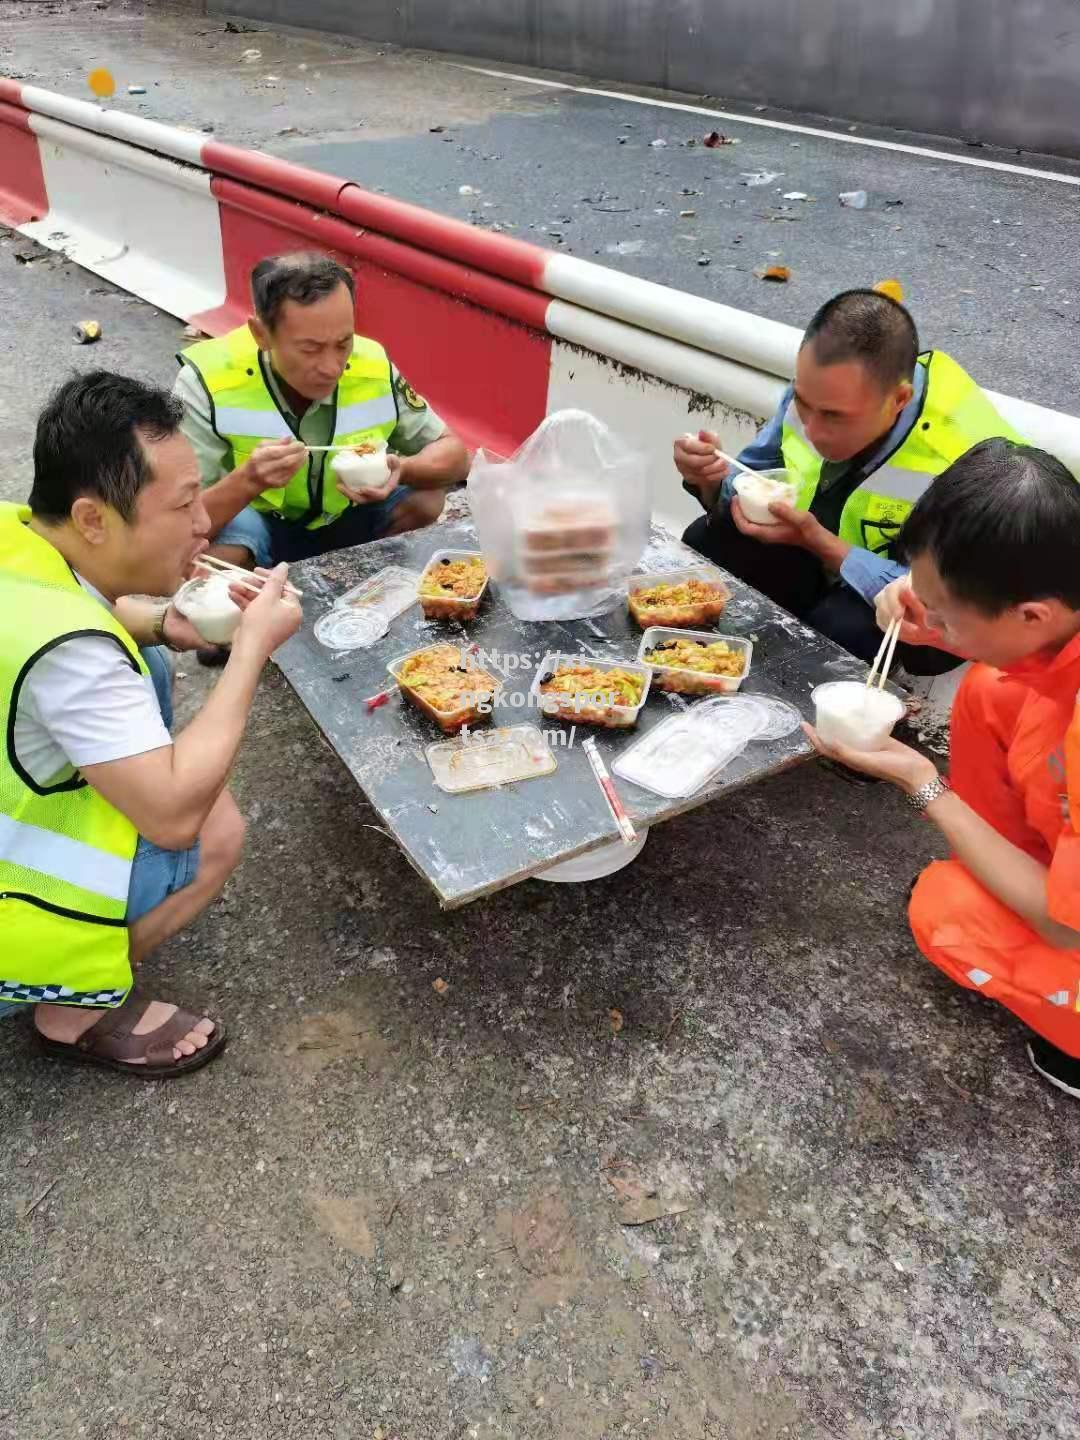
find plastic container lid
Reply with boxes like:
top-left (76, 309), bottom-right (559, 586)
top-left (690, 693), bottom-right (771, 739)
top-left (314, 607), bottom-right (388, 650)
top-left (315, 566), bottom-right (421, 650)
top-left (337, 566), bottom-right (421, 624)
top-left (744, 695), bottom-right (804, 740)
top-left (612, 696), bottom-right (770, 799)
top-left (536, 828), bottom-right (649, 882)
top-left (426, 725), bottom-right (557, 793)
top-left (613, 715), bottom-right (747, 799)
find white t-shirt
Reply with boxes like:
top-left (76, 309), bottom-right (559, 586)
top-left (12, 578), bottom-right (172, 788)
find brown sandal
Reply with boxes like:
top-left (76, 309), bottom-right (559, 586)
top-left (35, 986), bottom-right (227, 1079)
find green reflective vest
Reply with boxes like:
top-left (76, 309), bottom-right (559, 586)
top-left (781, 350), bottom-right (1023, 554)
top-left (178, 326), bottom-right (398, 529)
top-left (0, 504), bottom-right (141, 1007)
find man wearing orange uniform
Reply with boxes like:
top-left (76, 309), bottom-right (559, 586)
top-left (808, 438), bottom-right (1080, 1097)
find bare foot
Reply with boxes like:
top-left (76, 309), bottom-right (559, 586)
top-left (34, 1001), bottom-right (215, 1062)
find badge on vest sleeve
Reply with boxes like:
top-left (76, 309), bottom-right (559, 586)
top-left (396, 374), bottom-right (428, 411)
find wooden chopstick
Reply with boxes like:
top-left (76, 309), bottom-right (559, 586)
top-left (198, 553), bottom-right (303, 601)
top-left (866, 617), bottom-right (900, 690)
top-left (582, 736), bottom-right (637, 845)
top-left (876, 619), bottom-right (902, 691)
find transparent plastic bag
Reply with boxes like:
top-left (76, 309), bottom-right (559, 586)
top-left (467, 409), bottom-right (650, 621)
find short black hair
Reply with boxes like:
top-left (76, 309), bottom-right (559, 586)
top-left (29, 370), bottom-right (184, 524)
top-left (900, 437), bottom-right (1080, 614)
top-left (802, 289), bottom-right (919, 391)
top-left (251, 251), bottom-right (355, 329)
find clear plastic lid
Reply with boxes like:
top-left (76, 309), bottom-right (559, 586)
top-left (612, 694), bottom-right (771, 799)
top-left (315, 567), bottom-right (421, 650)
top-left (314, 607), bottom-right (389, 651)
top-left (690, 694), bottom-right (772, 739)
top-left (337, 567), bottom-right (422, 623)
top-left (426, 725), bottom-right (557, 793)
top-left (613, 713), bottom-right (748, 799)
top-left (743, 695), bottom-right (804, 740)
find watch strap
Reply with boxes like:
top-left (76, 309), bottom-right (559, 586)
top-left (906, 774), bottom-right (950, 815)
top-left (152, 601), bottom-right (184, 654)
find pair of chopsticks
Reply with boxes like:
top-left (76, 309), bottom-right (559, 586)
top-left (867, 617), bottom-right (901, 691)
top-left (198, 552), bottom-right (304, 602)
top-left (582, 737), bottom-right (637, 845)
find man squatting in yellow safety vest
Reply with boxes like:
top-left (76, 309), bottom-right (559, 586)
top-left (0, 373), bottom-right (301, 1076)
top-left (674, 289), bottom-right (1021, 676)
top-left (174, 250), bottom-right (470, 662)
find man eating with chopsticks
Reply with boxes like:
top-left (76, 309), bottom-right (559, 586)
top-left (0, 372), bottom-right (301, 1077)
top-left (175, 250), bottom-right (470, 663)
top-left (807, 439), bottom-right (1080, 1100)
top-left (674, 288), bottom-right (1021, 679)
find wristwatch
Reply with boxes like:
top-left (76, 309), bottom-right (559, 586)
top-left (906, 774), bottom-right (950, 814)
top-left (151, 600), bottom-right (185, 654)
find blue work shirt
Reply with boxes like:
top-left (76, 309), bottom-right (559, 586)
top-left (723, 368), bottom-right (929, 604)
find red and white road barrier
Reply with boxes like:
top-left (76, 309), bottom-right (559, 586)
top-left (2, 77), bottom-right (1079, 540)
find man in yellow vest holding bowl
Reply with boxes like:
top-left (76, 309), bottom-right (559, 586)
top-left (174, 251), bottom-right (469, 659)
top-left (0, 373), bottom-right (301, 1076)
top-left (675, 289), bottom-right (1021, 676)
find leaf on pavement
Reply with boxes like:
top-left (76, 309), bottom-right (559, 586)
top-left (607, 1170), bottom-right (691, 1226)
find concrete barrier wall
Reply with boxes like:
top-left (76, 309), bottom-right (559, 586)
top-left (214, 0), bottom-right (1080, 160)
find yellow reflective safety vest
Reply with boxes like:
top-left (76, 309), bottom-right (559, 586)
top-left (178, 326), bottom-right (398, 529)
top-left (781, 350), bottom-right (1023, 554)
top-left (0, 504), bottom-right (141, 1007)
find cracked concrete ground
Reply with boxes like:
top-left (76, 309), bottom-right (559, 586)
top-left (1, 12), bottom-right (1079, 1439)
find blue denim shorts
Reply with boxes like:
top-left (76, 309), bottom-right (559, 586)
top-left (216, 489), bottom-right (412, 568)
top-left (0, 646), bottom-right (200, 1017)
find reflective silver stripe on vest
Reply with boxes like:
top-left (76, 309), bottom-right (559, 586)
top-left (0, 813), bottom-right (131, 904)
top-left (335, 394), bottom-right (398, 436)
top-left (214, 407), bottom-right (294, 441)
top-left (861, 464), bottom-right (931, 504)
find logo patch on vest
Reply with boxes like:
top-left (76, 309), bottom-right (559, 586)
top-left (396, 375), bottom-right (428, 411)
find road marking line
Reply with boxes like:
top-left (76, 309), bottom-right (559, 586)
top-left (454, 64), bottom-right (1080, 188)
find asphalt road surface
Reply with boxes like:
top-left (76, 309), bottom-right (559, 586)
top-left (4, 0), bottom-right (1080, 411)
top-left (2, 8), bottom-right (1079, 1440)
